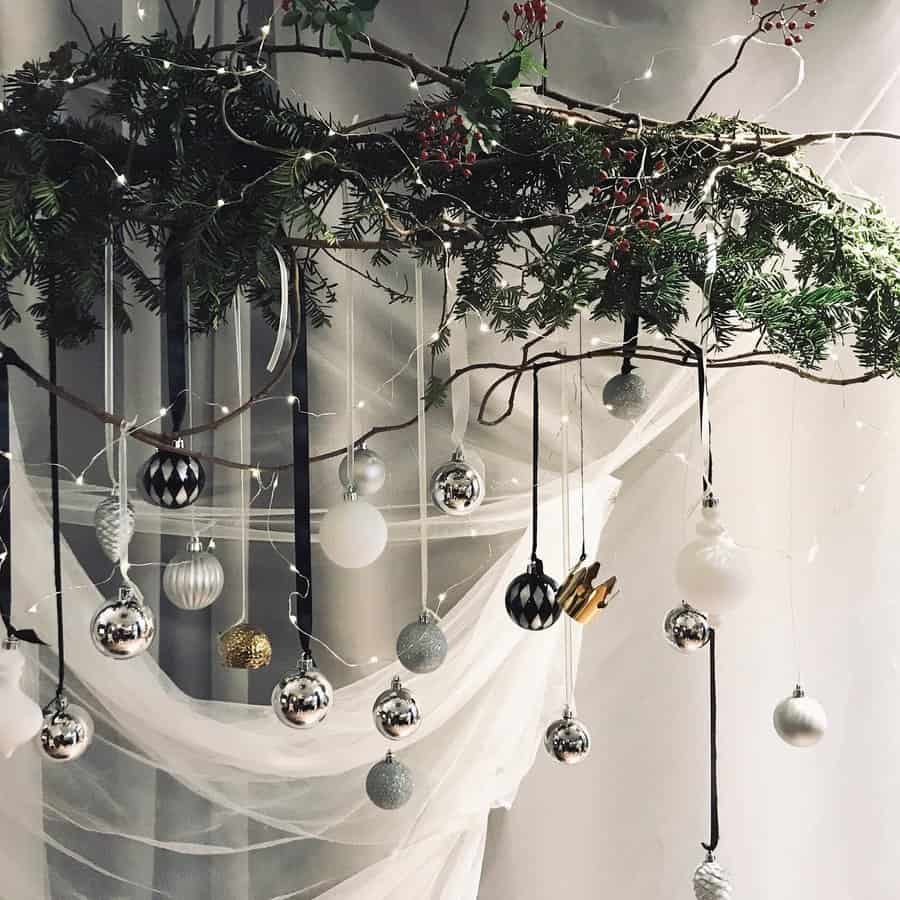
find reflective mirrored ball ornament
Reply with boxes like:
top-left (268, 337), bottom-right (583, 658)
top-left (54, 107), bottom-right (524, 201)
top-left (39, 695), bottom-right (94, 763)
top-left (544, 707), bottom-right (591, 765)
top-left (93, 494), bottom-right (135, 563)
top-left (603, 370), bottom-right (649, 420)
top-left (366, 750), bottom-right (414, 810)
top-left (217, 623), bottom-right (272, 670)
top-left (505, 558), bottom-right (561, 631)
top-left (773, 685), bottom-right (827, 748)
top-left (372, 675), bottom-right (421, 740)
top-left (140, 446), bottom-right (205, 509)
top-left (90, 586), bottom-right (156, 659)
top-left (663, 603), bottom-right (710, 653)
top-left (271, 653), bottom-right (333, 728)
top-left (693, 855), bottom-right (733, 900)
top-left (338, 444), bottom-right (387, 496)
top-left (430, 448), bottom-right (485, 516)
top-left (163, 536), bottom-right (225, 611)
top-left (396, 610), bottom-right (448, 675)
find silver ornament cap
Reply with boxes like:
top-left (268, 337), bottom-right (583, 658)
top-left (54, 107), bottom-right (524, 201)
top-left (372, 675), bottom-right (421, 740)
top-left (338, 444), bottom-right (387, 496)
top-left (430, 447), bottom-right (485, 516)
top-left (693, 855), bottom-right (733, 900)
top-left (93, 494), bottom-right (136, 563)
top-left (396, 610), bottom-right (448, 675)
top-left (544, 707), bottom-right (591, 765)
top-left (90, 586), bottom-right (156, 659)
top-left (663, 603), bottom-right (710, 653)
top-left (271, 652), bottom-right (333, 728)
top-left (773, 684), bottom-right (827, 748)
top-left (39, 695), bottom-right (94, 763)
top-left (366, 750), bottom-right (414, 810)
top-left (163, 536), bottom-right (225, 611)
top-left (603, 370), bottom-right (649, 420)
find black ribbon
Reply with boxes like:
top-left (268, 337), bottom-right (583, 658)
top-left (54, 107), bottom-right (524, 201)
top-left (48, 339), bottom-right (66, 695)
top-left (693, 343), bottom-right (714, 496)
top-left (621, 272), bottom-right (641, 375)
top-left (163, 242), bottom-right (188, 433)
top-left (289, 267), bottom-right (313, 656)
top-left (701, 627), bottom-right (720, 855)
top-left (530, 369), bottom-right (540, 564)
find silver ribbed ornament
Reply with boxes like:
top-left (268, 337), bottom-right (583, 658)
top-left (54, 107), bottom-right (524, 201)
top-left (338, 444), bottom-right (386, 496)
top-left (544, 707), bottom-right (591, 765)
top-left (372, 675), bottom-right (421, 740)
top-left (271, 653), bottom-right (333, 728)
top-left (162, 536), bottom-right (225, 611)
top-left (430, 448), bottom-right (485, 516)
top-left (603, 370), bottom-right (649, 420)
top-left (693, 856), bottom-right (733, 900)
top-left (93, 494), bottom-right (135, 563)
top-left (396, 610), bottom-right (448, 674)
top-left (38, 695), bottom-right (94, 763)
top-left (663, 603), bottom-right (710, 653)
top-left (90, 586), bottom-right (156, 659)
top-left (366, 750), bottom-right (414, 810)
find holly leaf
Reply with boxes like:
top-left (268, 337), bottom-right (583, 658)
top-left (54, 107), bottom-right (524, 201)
top-left (494, 55), bottom-right (523, 89)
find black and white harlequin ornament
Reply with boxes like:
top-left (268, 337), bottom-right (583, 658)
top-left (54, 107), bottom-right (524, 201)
top-left (505, 558), bottom-right (561, 631)
top-left (140, 443), bottom-right (205, 510)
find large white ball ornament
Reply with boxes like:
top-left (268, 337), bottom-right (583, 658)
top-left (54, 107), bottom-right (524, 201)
top-left (675, 497), bottom-right (751, 624)
top-left (0, 639), bottom-right (43, 759)
top-left (319, 490), bottom-right (387, 568)
top-left (773, 685), bottom-right (827, 748)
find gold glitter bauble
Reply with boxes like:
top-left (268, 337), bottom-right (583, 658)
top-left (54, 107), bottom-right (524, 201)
top-left (217, 623), bottom-right (272, 670)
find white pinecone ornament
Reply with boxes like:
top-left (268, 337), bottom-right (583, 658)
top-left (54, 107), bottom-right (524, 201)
top-left (93, 495), bottom-right (136, 562)
top-left (693, 856), bottom-right (733, 900)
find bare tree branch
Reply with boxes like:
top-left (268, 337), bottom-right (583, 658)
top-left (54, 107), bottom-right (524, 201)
top-left (67, 0), bottom-right (96, 51)
top-left (446, 0), bottom-right (471, 68)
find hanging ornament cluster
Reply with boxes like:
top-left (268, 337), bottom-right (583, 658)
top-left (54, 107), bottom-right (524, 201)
top-left (93, 494), bottom-right (135, 562)
top-left (163, 536), bottom-right (225, 611)
top-left (366, 749), bottom-right (415, 810)
top-left (663, 602), bottom-right (710, 653)
top-left (90, 585), bottom-right (156, 659)
top-left (218, 622), bottom-right (273, 670)
top-left (338, 444), bottom-right (386, 497)
top-left (140, 442), bottom-right (206, 510)
top-left (0, 638), bottom-right (43, 759)
top-left (430, 447), bottom-right (485, 516)
top-left (556, 560), bottom-right (617, 625)
top-left (396, 610), bottom-right (448, 675)
top-left (693, 855), bottom-right (733, 900)
top-left (39, 694), bottom-right (93, 763)
top-left (544, 707), bottom-right (591, 765)
top-left (773, 685), bottom-right (827, 748)
top-left (271, 652), bottom-right (333, 729)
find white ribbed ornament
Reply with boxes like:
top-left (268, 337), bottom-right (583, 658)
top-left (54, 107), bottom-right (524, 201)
top-left (163, 537), bottom-right (225, 611)
top-left (693, 858), bottom-right (733, 900)
top-left (93, 495), bottom-right (135, 563)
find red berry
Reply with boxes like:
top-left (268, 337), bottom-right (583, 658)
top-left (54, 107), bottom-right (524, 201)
top-left (664, 213), bottom-right (673, 222)
top-left (624, 149), bottom-right (637, 161)
top-left (448, 159), bottom-right (458, 169)
top-left (775, 20), bottom-right (782, 28)
top-left (502, 10), bottom-right (510, 21)
top-left (281, 0), bottom-right (291, 10)
top-left (617, 238), bottom-right (631, 252)
top-left (764, 21), bottom-right (773, 30)
top-left (609, 258), bottom-right (620, 271)
top-left (788, 20), bottom-right (797, 30)
top-left (613, 190), bottom-right (628, 204)
top-left (465, 151), bottom-right (477, 163)
top-left (437, 151), bottom-right (448, 161)
top-left (428, 126), bottom-right (436, 136)
top-left (463, 168), bottom-right (472, 178)
top-left (513, 3), bottom-right (522, 13)
top-left (591, 187), bottom-right (602, 197)
top-left (653, 160), bottom-right (666, 172)
top-left (784, 36), bottom-right (794, 45)
top-left (606, 225), bottom-right (617, 237)
top-left (638, 219), bottom-right (659, 232)
top-left (453, 115), bottom-right (464, 126)
top-left (439, 134), bottom-right (449, 145)
top-left (524, 6), bottom-right (534, 21)
top-left (419, 150), bottom-right (429, 161)
top-left (417, 131), bottom-right (427, 142)
top-left (804, 21), bottom-right (815, 28)
top-left (597, 171), bottom-right (610, 182)
top-left (794, 34), bottom-right (803, 42)
top-left (750, 0), bottom-right (759, 5)
top-left (601, 146), bottom-right (612, 160)
top-left (514, 29), bottom-right (524, 40)
top-left (473, 130), bottom-right (483, 140)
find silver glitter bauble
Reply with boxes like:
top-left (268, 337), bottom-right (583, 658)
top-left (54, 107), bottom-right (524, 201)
top-left (90, 586), bottom-right (156, 659)
top-left (663, 603), bottom-right (710, 653)
top-left (693, 856), bottom-right (733, 900)
top-left (603, 371), bottom-right (650, 420)
top-left (366, 750), bottom-right (414, 810)
top-left (140, 447), bottom-right (205, 509)
top-left (430, 448), bottom-right (485, 516)
top-left (773, 685), bottom-right (828, 748)
top-left (39, 695), bottom-right (93, 763)
top-left (338, 445), bottom-right (387, 496)
top-left (271, 653), bottom-right (333, 729)
top-left (396, 611), bottom-right (448, 675)
top-left (544, 707), bottom-right (591, 765)
top-left (372, 675), bottom-right (421, 740)
top-left (93, 494), bottom-right (135, 563)
top-left (505, 558), bottom-right (561, 631)
top-left (163, 536), bottom-right (225, 611)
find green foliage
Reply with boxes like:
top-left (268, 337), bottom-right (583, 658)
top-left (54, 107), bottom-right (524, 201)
top-left (281, 0), bottom-right (381, 60)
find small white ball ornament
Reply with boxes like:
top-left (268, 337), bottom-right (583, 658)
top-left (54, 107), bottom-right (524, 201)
top-left (663, 603), bottom-right (710, 653)
top-left (603, 370), bottom-right (649, 420)
top-left (90, 586), bottom-right (156, 659)
top-left (0, 638), bottom-right (43, 759)
top-left (366, 750), bottom-right (414, 810)
top-left (675, 496), bottom-right (751, 624)
top-left (338, 444), bottom-right (386, 496)
top-left (271, 653), bottom-right (333, 728)
top-left (39, 694), bottom-right (94, 763)
top-left (372, 675), bottom-right (421, 740)
top-left (163, 536), bottom-right (225, 611)
top-left (693, 855), bottom-right (733, 900)
top-left (396, 610), bottom-right (448, 674)
top-left (544, 707), bottom-right (591, 765)
top-left (773, 685), bottom-right (827, 748)
top-left (319, 489), bottom-right (387, 569)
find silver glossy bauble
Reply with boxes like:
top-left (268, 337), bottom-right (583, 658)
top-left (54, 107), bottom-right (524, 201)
top-left (663, 603), bottom-right (711, 653)
top-left (505, 558), bottom-right (561, 631)
top-left (372, 675), bottom-right (421, 740)
top-left (366, 750), bottom-right (414, 810)
top-left (93, 494), bottom-right (135, 563)
top-left (271, 653), bottom-right (333, 728)
top-left (396, 610), bottom-right (448, 675)
top-left (693, 856), bottom-right (733, 900)
top-left (163, 536), bottom-right (225, 611)
top-left (430, 448), bottom-right (485, 516)
top-left (773, 685), bottom-right (828, 748)
top-left (90, 586), bottom-right (156, 659)
top-left (39, 695), bottom-right (94, 763)
top-left (338, 445), bottom-right (387, 496)
top-left (544, 707), bottom-right (591, 765)
top-left (603, 370), bottom-right (649, 420)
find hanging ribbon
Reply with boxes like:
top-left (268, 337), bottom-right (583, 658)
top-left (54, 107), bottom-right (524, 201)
top-left (163, 241), bottom-right (188, 433)
top-left (103, 234), bottom-right (117, 486)
top-left (48, 339), bottom-right (66, 698)
top-left (232, 294), bottom-right (250, 627)
top-left (415, 264), bottom-right (429, 612)
top-left (447, 304), bottom-right (470, 452)
top-left (696, 220), bottom-right (718, 497)
top-left (620, 270), bottom-right (641, 375)
top-left (265, 246), bottom-right (291, 373)
top-left (701, 627), bottom-right (720, 855)
top-left (530, 369), bottom-right (541, 564)
top-left (560, 356), bottom-right (575, 712)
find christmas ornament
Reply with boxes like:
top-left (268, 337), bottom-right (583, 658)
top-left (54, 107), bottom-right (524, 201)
top-left (693, 855), bottom-right (733, 900)
top-left (602, 371), bottom-right (649, 420)
top-left (366, 750), bottom-right (414, 810)
top-left (396, 610), bottom-right (448, 674)
top-left (663, 603), bottom-right (711, 652)
top-left (93, 494), bottom-right (135, 563)
top-left (505, 558), bottom-right (561, 631)
top-left (319, 489), bottom-right (387, 569)
top-left (90, 586), bottom-right (156, 659)
top-left (140, 445), bottom-right (205, 509)
top-left (372, 674), bottom-right (421, 740)
top-left (271, 652), bottom-right (333, 728)
top-left (675, 496), bottom-right (751, 624)
top-left (217, 623), bottom-right (272, 669)
top-left (338, 444), bottom-right (386, 496)
top-left (162, 536), bottom-right (225, 611)
top-left (557, 560), bottom-right (617, 624)
top-left (430, 448), bottom-right (485, 516)
top-left (544, 707), bottom-right (591, 765)
top-left (773, 685), bottom-right (827, 748)
top-left (38, 694), bottom-right (93, 763)
top-left (0, 638), bottom-right (43, 759)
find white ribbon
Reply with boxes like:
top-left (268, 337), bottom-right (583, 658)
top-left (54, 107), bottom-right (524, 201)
top-left (265, 246), bottom-right (291, 373)
top-left (448, 314), bottom-right (471, 452)
top-left (117, 419), bottom-right (142, 602)
top-left (104, 238), bottom-right (116, 486)
top-left (415, 264), bottom-right (429, 613)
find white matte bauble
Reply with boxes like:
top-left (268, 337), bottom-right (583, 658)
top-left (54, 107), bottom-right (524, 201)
top-left (319, 490), bottom-right (387, 568)
top-left (0, 639), bottom-right (43, 759)
top-left (39, 695), bottom-right (93, 763)
top-left (544, 708), bottom-right (591, 765)
top-left (366, 750), bottom-right (414, 810)
top-left (675, 497), bottom-right (751, 623)
top-left (90, 586), bottom-right (156, 659)
top-left (271, 654), bottom-right (333, 728)
top-left (93, 494), bottom-right (135, 563)
top-left (338, 445), bottom-right (386, 496)
top-left (773, 685), bottom-right (827, 748)
top-left (663, 603), bottom-right (710, 653)
top-left (603, 370), bottom-right (649, 420)
top-left (163, 537), bottom-right (225, 611)
top-left (372, 675), bottom-right (421, 740)
top-left (430, 448), bottom-right (485, 516)
top-left (693, 856), bottom-right (733, 900)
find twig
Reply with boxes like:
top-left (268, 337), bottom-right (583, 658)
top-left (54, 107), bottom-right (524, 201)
top-left (67, 0), bottom-right (97, 51)
top-left (185, 0), bottom-right (205, 37)
top-left (211, 41), bottom-right (408, 69)
top-left (162, 0), bottom-right (184, 42)
top-left (353, 32), bottom-right (464, 92)
top-left (446, 0), bottom-right (471, 68)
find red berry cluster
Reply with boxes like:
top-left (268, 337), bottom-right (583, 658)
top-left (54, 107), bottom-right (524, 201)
top-left (416, 106), bottom-right (482, 179)
top-left (750, 0), bottom-right (828, 47)
top-left (501, 1), bottom-right (563, 42)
